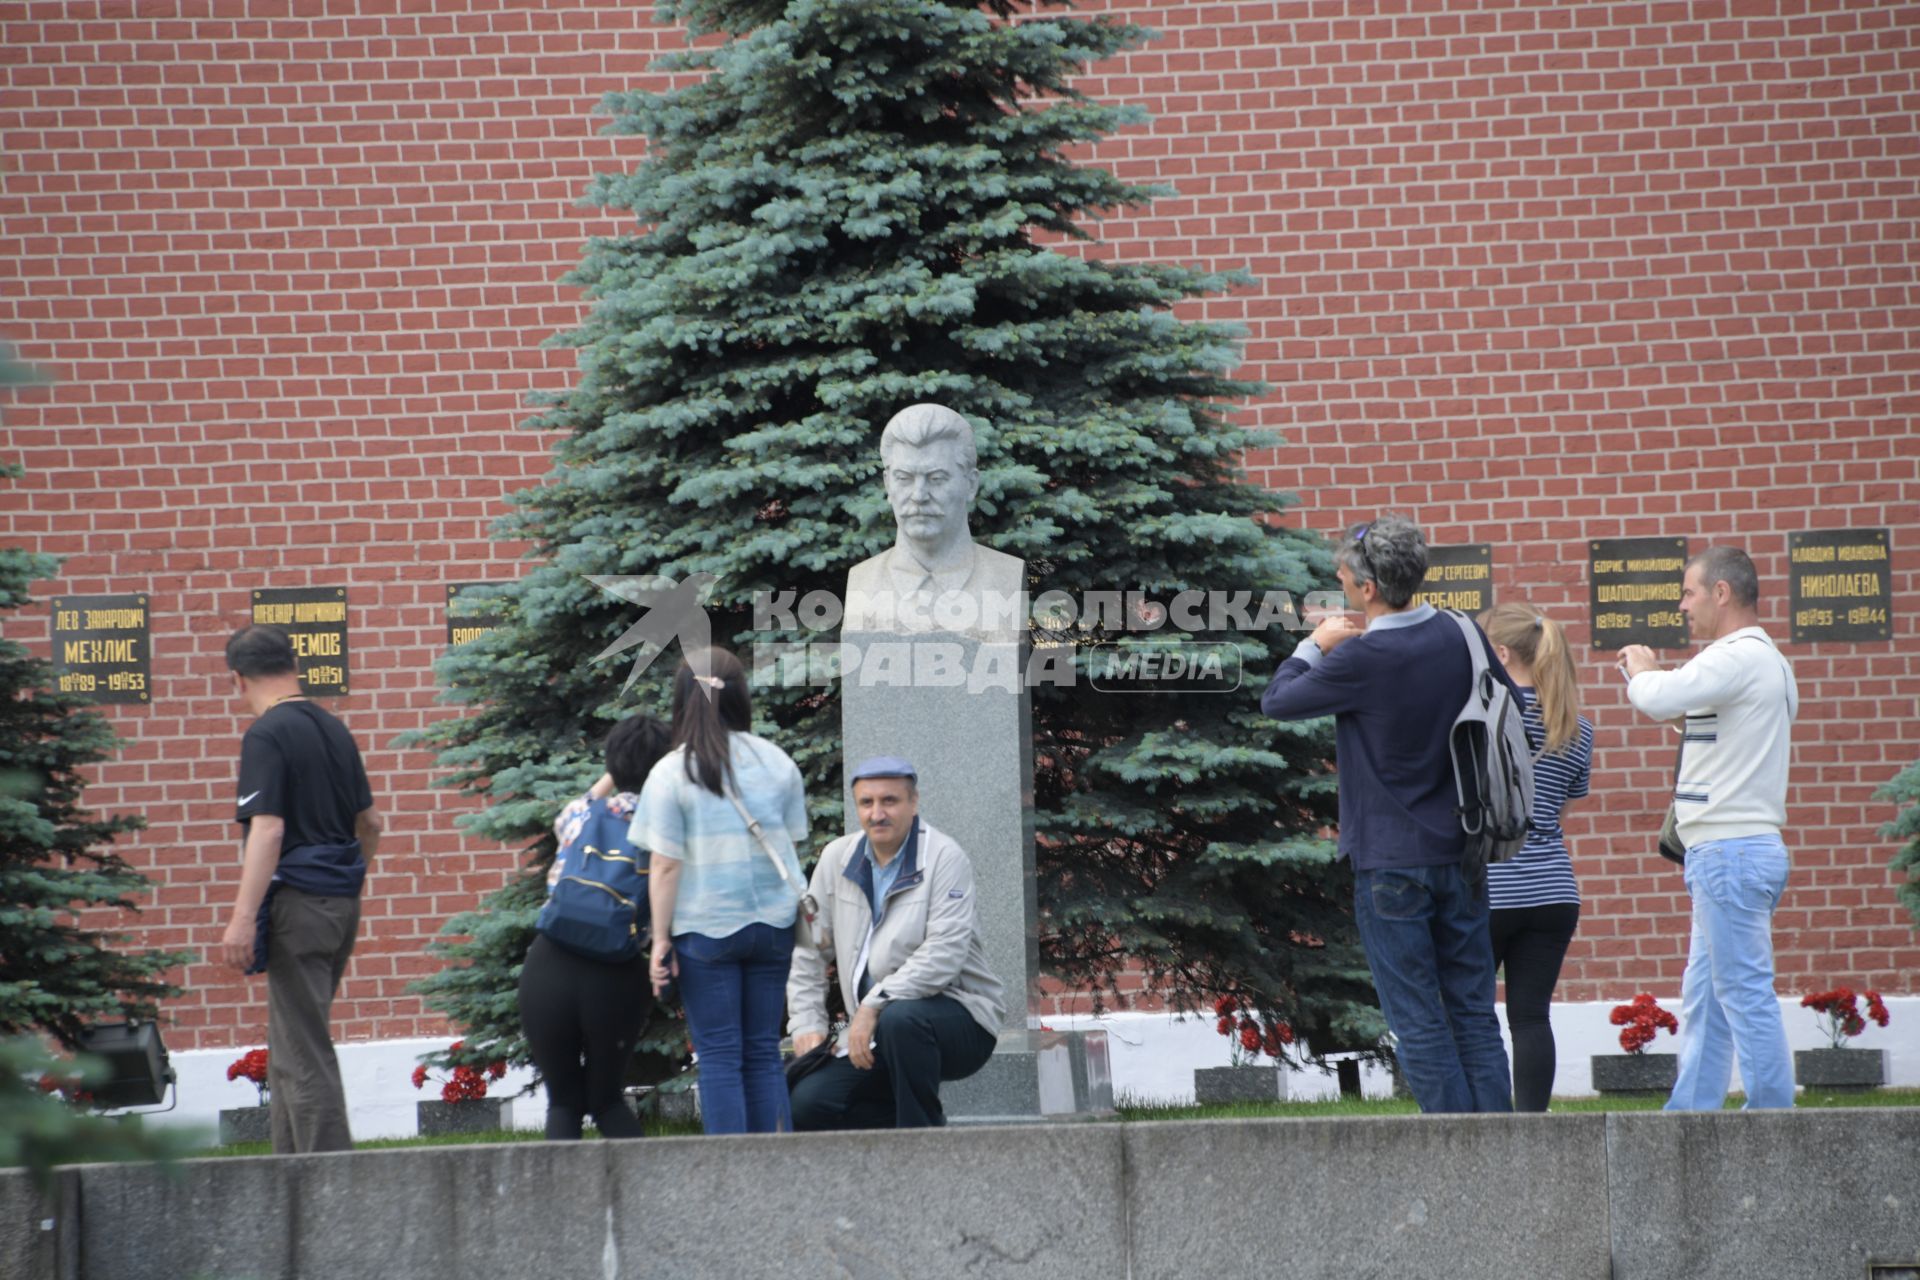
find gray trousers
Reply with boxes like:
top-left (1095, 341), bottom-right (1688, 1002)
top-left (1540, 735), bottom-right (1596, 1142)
top-left (266, 887), bottom-right (360, 1153)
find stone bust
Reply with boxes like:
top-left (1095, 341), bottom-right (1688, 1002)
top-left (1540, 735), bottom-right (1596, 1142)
top-left (844, 403), bottom-right (1026, 644)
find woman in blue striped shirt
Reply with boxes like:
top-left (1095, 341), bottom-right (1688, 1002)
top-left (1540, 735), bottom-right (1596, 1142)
top-left (1481, 603), bottom-right (1593, 1111)
top-left (635, 648), bottom-right (808, 1134)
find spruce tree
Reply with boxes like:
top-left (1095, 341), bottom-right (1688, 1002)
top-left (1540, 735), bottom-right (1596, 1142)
top-left (409, 0), bottom-right (1381, 1066)
top-left (1877, 762), bottom-right (1920, 931)
top-left (0, 384), bottom-right (189, 1051)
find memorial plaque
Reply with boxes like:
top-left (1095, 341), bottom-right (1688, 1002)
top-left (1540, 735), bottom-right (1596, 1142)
top-left (1789, 528), bottom-right (1892, 642)
top-left (1588, 537), bottom-right (1688, 650)
top-left (50, 593), bottom-right (151, 704)
top-left (446, 582), bottom-right (512, 648)
top-left (1413, 544), bottom-right (1495, 614)
top-left (250, 587), bottom-right (350, 697)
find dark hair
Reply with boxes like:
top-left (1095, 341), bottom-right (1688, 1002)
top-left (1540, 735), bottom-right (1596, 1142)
top-left (1333, 513), bottom-right (1428, 609)
top-left (671, 647), bottom-right (751, 797)
top-left (605, 715), bottom-right (670, 794)
top-left (225, 625), bottom-right (297, 678)
top-left (1689, 545), bottom-right (1760, 608)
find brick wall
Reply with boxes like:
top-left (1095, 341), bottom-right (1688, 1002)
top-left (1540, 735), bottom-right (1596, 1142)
top-left (2, 1), bottom-right (1915, 1051)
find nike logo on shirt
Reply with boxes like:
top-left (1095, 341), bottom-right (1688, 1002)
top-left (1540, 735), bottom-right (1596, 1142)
top-left (238, 791), bottom-right (261, 807)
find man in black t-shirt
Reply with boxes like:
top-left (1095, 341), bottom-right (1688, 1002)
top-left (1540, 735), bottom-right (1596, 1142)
top-left (220, 625), bottom-right (382, 1153)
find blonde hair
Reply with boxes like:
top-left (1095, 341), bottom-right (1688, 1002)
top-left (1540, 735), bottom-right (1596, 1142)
top-left (1479, 602), bottom-right (1581, 753)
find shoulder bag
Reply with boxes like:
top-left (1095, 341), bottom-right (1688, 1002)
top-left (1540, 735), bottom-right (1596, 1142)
top-left (722, 782), bottom-right (822, 951)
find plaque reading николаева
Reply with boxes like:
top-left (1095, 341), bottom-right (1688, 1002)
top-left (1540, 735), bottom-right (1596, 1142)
top-left (445, 583), bottom-right (513, 649)
top-left (1789, 529), bottom-right (1892, 643)
top-left (251, 587), bottom-right (350, 697)
top-left (50, 593), bottom-right (151, 704)
top-left (1588, 537), bottom-right (1688, 650)
top-left (1413, 544), bottom-right (1495, 614)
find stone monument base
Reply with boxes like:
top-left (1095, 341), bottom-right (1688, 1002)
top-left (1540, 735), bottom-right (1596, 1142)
top-left (945, 1029), bottom-right (1114, 1124)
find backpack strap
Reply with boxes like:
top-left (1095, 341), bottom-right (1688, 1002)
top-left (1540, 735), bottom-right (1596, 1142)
top-left (724, 782), bottom-right (796, 888)
top-left (1447, 608), bottom-right (1543, 752)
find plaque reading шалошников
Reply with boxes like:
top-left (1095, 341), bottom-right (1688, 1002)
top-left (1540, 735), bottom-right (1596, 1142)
top-left (1588, 538), bottom-right (1688, 651)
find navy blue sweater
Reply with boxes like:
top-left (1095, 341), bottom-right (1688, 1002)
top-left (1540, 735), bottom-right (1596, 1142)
top-left (1260, 607), bottom-right (1520, 871)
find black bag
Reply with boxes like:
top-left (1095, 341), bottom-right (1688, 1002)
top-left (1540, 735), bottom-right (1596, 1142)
top-left (785, 1037), bottom-right (836, 1090)
top-left (246, 840), bottom-right (367, 975)
top-left (1657, 802), bottom-right (1686, 866)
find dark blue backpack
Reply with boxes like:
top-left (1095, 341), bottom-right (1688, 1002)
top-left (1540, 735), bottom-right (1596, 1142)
top-left (535, 798), bottom-right (648, 962)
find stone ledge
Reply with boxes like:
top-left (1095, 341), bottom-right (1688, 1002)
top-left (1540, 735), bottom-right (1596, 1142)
top-left (7, 1110), bottom-right (1919, 1280)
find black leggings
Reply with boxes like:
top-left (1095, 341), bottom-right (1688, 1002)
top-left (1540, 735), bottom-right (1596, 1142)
top-left (1488, 902), bottom-right (1580, 1112)
top-left (516, 933), bottom-right (652, 1139)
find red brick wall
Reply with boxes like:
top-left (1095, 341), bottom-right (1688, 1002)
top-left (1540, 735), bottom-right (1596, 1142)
top-left (3, 1), bottom-right (1915, 1050)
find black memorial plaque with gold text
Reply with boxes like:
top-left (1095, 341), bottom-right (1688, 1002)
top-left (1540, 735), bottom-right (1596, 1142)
top-left (50, 593), bottom-right (152, 704)
top-left (251, 587), bottom-right (351, 696)
top-left (1588, 537), bottom-right (1688, 650)
top-left (446, 582), bottom-right (513, 648)
top-left (1789, 529), bottom-right (1893, 643)
top-left (1413, 544), bottom-right (1495, 614)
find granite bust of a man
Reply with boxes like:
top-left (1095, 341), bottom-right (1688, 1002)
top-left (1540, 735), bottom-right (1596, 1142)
top-left (844, 404), bottom-right (1026, 644)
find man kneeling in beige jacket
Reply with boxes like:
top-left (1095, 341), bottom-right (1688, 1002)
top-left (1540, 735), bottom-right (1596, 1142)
top-left (786, 756), bottom-right (1004, 1129)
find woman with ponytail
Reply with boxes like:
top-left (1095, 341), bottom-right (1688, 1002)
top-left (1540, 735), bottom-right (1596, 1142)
top-left (632, 647), bottom-right (809, 1134)
top-left (1479, 603), bottom-right (1594, 1111)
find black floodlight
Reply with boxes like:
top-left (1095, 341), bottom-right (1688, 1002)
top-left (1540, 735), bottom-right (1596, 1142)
top-left (74, 1019), bottom-right (175, 1109)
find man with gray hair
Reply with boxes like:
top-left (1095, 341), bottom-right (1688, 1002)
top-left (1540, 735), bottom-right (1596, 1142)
top-left (1260, 514), bottom-right (1518, 1113)
top-left (844, 403), bottom-right (1025, 643)
top-left (1619, 546), bottom-right (1798, 1110)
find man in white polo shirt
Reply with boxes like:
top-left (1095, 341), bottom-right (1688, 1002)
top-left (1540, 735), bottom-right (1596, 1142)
top-left (1619, 546), bottom-right (1798, 1110)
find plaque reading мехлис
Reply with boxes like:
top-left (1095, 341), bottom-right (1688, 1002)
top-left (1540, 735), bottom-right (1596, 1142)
top-left (1588, 537), bottom-right (1688, 650)
top-left (446, 583), bottom-right (513, 648)
top-left (1413, 544), bottom-right (1495, 613)
top-left (251, 587), bottom-right (350, 696)
top-left (1789, 529), bottom-right (1892, 643)
top-left (51, 593), bottom-right (151, 704)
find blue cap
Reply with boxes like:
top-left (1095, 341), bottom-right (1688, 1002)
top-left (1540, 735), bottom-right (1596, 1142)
top-left (850, 755), bottom-right (917, 783)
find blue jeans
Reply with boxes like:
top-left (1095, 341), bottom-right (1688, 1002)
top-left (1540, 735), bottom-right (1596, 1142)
top-left (1665, 835), bottom-right (1794, 1111)
top-left (1353, 864), bottom-right (1513, 1113)
top-left (673, 922), bottom-right (795, 1134)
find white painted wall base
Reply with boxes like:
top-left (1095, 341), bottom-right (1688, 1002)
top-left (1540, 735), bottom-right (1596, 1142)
top-left (1050, 995), bottom-right (1920, 1104)
top-left (143, 996), bottom-right (1917, 1140)
top-left (151, 1037), bottom-right (544, 1142)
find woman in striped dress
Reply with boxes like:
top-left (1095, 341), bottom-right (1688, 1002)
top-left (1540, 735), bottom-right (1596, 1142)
top-left (1481, 603), bottom-right (1594, 1111)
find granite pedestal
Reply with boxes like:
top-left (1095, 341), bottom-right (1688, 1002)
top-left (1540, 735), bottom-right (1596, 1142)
top-left (840, 630), bottom-right (1109, 1120)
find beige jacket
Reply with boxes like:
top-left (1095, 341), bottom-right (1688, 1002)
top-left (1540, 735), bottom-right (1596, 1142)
top-left (786, 819), bottom-right (1005, 1039)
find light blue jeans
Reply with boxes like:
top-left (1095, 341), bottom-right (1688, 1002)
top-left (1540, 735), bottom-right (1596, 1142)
top-left (1664, 834), bottom-right (1794, 1111)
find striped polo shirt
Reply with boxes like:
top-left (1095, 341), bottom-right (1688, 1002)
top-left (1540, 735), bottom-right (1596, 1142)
top-left (1487, 687), bottom-right (1591, 910)
top-left (629, 732), bottom-right (808, 938)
